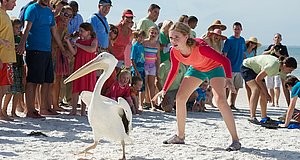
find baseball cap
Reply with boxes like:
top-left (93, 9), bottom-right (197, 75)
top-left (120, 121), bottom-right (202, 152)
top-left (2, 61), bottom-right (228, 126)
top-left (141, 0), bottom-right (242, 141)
top-left (99, 0), bottom-right (112, 6)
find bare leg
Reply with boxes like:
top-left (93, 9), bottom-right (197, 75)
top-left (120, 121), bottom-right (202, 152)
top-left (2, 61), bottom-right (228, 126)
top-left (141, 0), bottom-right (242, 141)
top-left (246, 80), bottom-right (260, 118)
top-left (70, 92), bottom-right (79, 115)
top-left (269, 88), bottom-right (275, 106)
top-left (210, 77), bottom-right (239, 141)
top-left (11, 93), bottom-right (22, 117)
top-left (26, 82), bottom-right (38, 116)
top-left (2, 94), bottom-right (12, 117)
top-left (274, 87), bottom-right (280, 107)
top-left (175, 76), bottom-right (202, 138)
top-left (245, 82), bottom-right (251, 103)
top-left (1, 88), bottom-right (13, 121)
top-left (259, 92), bottom-right (268, 118)
top-left (52, 75), bottom-right (64, 111)
top-left (120, 140), bottom-right (126, 160)
top-left (229, 88), bottom-right (239, 107)
top-left (40, 83), bottom-right (57, 115)
top-left (147, 75), bottom-right (156, 110)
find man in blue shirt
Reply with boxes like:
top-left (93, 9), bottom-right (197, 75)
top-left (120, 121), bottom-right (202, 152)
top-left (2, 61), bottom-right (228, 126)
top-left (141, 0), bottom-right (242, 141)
top-left (17, 0), bottom-right (67, 118)
top-left (18, 0), bottom-right (37, 26)
top-left (222, 22), bottom-right (246, 111)
top-left (87, 0), bottom-right (111, 53)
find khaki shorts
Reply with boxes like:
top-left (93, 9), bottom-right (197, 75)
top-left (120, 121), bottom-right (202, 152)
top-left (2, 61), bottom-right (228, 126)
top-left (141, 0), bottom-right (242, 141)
top-left (232, 72), bottom-right (243, 89)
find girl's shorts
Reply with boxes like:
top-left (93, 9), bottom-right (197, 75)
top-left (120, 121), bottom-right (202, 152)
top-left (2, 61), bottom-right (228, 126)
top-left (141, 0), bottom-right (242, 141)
top-left (185, 66), bottom-right (225, 80)
top-left (144, 63), bottom-right (156, 76)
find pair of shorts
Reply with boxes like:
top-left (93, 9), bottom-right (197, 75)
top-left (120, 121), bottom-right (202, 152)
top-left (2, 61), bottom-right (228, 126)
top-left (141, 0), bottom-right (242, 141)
top-left (241, 65), bottom-right (257, 82)
top-left (26, 50), bottom-right (54, 84)
top-left (232, 72), bottom-right (243, 89)
top-left (266, 75), bottom-right (281, 89)
top-left (7, 66), bottom-right (25, 94)
top-left (0, 63), bottom-right (13, 86)
top-left (144, 63), bottom-right (156, 76)
top-left (184, 66), bottom-right (225, 80)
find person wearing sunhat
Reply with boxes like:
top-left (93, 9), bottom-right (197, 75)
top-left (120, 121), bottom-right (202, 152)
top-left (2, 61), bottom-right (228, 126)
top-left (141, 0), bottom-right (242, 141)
top-left (244, 36), bottom-right (261, 58)
top-left (204, 28), bottom-right (227, 53)
top-left (244, 36), bottom-right (261, 103)
top-left (222, 22), bottom-right (246, 111)
top-left (87, 0), bottom-right (112, 53)
top-left (207, 19), bottom-right (227, 31)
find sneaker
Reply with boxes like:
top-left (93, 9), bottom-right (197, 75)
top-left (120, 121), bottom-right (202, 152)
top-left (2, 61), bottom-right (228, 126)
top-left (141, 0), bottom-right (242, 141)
top-left (225, 140), bottom-right (241, 151)
top-left (248, 117), bottom-right (260, 125)
top-left (260, 117), bottom-right (271, 123)
top-left (163, 135), bottom-right (185, 144)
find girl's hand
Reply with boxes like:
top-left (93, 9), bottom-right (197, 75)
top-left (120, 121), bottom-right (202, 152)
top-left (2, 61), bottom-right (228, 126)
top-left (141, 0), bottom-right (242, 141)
top-left (225, 78), bottom-right (236, 94)
top-left (152, 90), bottom-right (166, 102)
top-left (63, 34), bottom-right (70, 42)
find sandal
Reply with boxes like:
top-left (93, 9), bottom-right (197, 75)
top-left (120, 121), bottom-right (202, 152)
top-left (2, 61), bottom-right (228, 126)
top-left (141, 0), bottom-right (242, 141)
top-left (225, 140), bottom-right (241, 151)
top-left (163, 135), bottom-right (185, 144)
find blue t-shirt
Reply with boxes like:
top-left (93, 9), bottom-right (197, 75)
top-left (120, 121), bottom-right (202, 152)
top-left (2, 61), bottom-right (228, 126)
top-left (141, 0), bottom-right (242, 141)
top-left (222, 36), bottom-right (246, 72)
top-left (130, 41), bottom-right (145, 72)
top-left (196, 87), bottom-right (206, 102)
top-left (291, 82), bottom-right (300, 98)
top-left (87, 13), bottom-right (109, 48)
top-left (24, 3), bottom-right (55, 52)
top-left (67, 13), bottom-right (83, 34)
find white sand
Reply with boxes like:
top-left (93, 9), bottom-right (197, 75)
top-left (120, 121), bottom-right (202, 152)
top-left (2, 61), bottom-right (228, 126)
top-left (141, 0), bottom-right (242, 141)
top-left (1, 89), bottom-right (300, 160)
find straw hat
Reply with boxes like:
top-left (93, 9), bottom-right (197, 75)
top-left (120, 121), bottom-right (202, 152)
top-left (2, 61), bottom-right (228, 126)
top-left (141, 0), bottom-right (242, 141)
top-left (207, 29), bottom-right (227, 40)
top-left (246, 36), bottom-right (261, 47)
top-left (207, 19), bottom-right (227, 31)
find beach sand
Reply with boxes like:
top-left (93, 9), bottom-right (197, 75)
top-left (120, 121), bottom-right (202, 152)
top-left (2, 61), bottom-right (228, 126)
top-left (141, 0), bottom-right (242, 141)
top-left (1, 89), bottom-right (300, 160)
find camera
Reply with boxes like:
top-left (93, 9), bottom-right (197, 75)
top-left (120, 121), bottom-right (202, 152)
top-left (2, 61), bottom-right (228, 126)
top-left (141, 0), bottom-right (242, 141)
top-left (274, 45), bottom-right (281, 52)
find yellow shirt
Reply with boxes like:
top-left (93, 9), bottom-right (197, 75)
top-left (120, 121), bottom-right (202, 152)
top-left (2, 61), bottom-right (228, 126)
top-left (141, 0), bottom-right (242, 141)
top-left (0, 8), bottom-right (16, 63)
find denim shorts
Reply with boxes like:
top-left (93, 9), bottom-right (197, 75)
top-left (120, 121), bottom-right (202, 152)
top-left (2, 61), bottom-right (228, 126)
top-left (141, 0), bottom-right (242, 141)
top-left (26, 50), bottom-right (54, 84)
top-left (184, 66), bottom-right (225, 80)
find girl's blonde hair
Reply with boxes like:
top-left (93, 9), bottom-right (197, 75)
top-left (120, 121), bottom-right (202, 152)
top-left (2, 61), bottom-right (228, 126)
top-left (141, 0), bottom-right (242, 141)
top-left (169, 22), bottom-right (196, 47)
top-left (117, 69), bottom-right (131, 83)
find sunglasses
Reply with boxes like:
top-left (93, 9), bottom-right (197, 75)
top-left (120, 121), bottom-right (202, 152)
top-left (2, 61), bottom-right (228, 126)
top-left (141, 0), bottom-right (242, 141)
top-left (110, 29), bottom-right (118, 34)
top-left (63, 12), bottom-right (73, 18)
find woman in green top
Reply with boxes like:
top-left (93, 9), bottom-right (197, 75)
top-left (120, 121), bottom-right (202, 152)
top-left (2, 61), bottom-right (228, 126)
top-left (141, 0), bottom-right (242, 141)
top-left (159, 20), bottom-right (173, 63)
top-left (241, 55), bottom-right (297, 124)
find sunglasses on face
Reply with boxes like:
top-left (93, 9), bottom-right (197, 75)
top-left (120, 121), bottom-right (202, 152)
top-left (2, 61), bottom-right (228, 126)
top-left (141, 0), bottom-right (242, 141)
top-left (63, 12), bottom-right (73, 18)
top-left (110, 29), bottom-right (118, 34)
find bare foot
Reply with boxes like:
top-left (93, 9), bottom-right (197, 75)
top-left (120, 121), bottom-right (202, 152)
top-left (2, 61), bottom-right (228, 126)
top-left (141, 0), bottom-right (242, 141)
top-left (52, 106), bottom-right (66, 112)
top-left (11, 113), bottom-right (20, 118)
top-left (69, 109), bottom-right (77, 116)
top-left (0, 114), bottom-right (14, 121)
top-left (40, 109), bottom-right (58, 116)
top-left (151, 107), bottom-right (157, 112)
top-left (26, 111), bottom-right (45, 119)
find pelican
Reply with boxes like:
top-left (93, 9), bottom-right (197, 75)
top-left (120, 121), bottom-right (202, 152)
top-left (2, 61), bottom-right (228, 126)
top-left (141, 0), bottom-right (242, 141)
top-left (64, 52), bottom-right (133, 160)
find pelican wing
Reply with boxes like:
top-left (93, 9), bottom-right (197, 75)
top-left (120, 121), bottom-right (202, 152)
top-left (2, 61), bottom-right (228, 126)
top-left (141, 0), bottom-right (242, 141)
top-left (117, 97), bottom-right (133, 134)
top-left (80, 91), bottom-right (93, 106)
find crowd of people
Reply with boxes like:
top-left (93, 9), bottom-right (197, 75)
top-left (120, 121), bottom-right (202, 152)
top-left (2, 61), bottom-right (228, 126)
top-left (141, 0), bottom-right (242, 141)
top-left (1, 0), bottom-right (300, 151)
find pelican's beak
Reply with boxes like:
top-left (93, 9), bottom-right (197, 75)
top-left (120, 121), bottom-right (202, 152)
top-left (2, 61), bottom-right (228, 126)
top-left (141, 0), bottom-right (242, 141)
top-left (64, 56), bottom-right (107, 84)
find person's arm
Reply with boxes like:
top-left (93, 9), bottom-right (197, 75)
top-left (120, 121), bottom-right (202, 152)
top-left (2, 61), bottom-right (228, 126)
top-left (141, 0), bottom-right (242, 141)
top-left (51, 26), bottom-right (66, 53)
top-left (17, 21), bottom-right (32, 55)
top-left (263, 45), bottom-right (274, 55)
top-left (255, 71), bottom-right (271, 101)
top-left (162, 49), bottom-right (180, 92)
top-left (282, 96), bottom-right (297, 127)
top-left (155, 44), bottom-right (161, 76)
top-left (64, 35), bottom-right (77, 55)
top-left (75, 38), bottom-right (98, 53)
top-left (282, 78), bottom-right (290, 105)
top-left (130, 44), bottom-right (141, 77)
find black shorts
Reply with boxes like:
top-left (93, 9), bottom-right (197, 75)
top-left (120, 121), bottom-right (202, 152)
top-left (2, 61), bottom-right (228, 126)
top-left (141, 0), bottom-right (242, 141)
top-left (241, 65), bottom-right (257, 82)
top-left (26, 50), bottom-right (54, 84)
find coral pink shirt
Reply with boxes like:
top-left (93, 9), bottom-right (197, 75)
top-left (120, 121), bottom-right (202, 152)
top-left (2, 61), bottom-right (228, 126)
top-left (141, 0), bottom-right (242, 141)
top-left (105, 81), bottom-right (131, 100)
top-left (112, 24), bottom-right (132, 60)
top-left (163, 38), bottom-right (232, 91)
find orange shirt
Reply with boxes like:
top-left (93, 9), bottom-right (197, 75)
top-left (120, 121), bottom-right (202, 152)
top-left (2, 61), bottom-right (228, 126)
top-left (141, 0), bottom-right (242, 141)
top-left (163, 38), bottom-right (232, 91)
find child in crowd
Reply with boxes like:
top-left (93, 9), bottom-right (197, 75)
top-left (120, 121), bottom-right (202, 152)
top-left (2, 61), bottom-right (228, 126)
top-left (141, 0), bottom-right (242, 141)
top-left (2, 19), bottom-right (25, 119)
top-left (279, 75), bottom-right (300, 127)
top-left (130, 76), bottom-right (143, 114)
top-left (143, 26), bottom-right (160, 111)
top-left (64, 22), bottom-right (98, 116)
top-left (101, 24), bottom-right (118, 95)
top-left (105, 69), bottom-right (134, 108)
top-left (131, 30), bottom-right (146, 111)
top-left (192, 80), bottom-right (211, 112)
